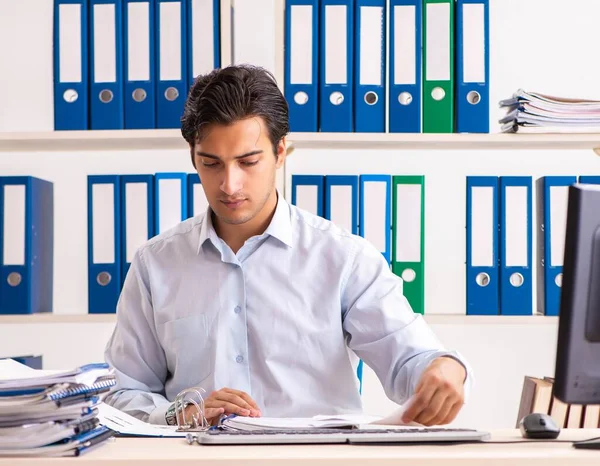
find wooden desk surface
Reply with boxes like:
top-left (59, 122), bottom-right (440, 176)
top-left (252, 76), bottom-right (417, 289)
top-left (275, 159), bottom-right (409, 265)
top-left (3, 429), bottom-right (600, 466)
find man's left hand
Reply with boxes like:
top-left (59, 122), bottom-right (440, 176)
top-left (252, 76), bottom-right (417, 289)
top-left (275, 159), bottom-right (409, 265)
top-left (400, 357), bottom-right (466, 426)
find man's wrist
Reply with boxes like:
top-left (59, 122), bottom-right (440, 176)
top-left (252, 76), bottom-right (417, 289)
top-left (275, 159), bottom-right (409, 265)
top-left (165, 402), bottom-right (178, 426)
top-left (437, 355), bottom-right (467, 384)
top-left (148, 402), bottom-right (172, 425)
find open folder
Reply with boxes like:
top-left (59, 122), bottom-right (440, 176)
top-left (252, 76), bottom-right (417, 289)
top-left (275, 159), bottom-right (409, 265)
top-left (98, 400), bottom-right (423, 438)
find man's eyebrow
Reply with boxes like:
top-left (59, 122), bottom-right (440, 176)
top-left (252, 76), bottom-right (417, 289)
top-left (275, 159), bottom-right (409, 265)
top-left (196, 150), bottom-right (264, 160)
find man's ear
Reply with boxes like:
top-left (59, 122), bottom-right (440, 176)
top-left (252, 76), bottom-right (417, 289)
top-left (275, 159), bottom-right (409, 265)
top-left (275, 137), bottom-right (287, 169)
top-left (189, 144), bottom-right (196, 169)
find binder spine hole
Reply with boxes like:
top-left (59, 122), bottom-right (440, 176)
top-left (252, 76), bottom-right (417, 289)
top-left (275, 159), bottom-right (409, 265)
top-left (63, 89), bottom-right (79, 103)
top-left (509, 272), bottom-right (524, 288)
top-left (475, 272), bottom-right (490, 287)
top-left (294, 91), bottom-right (309, 105)
top-left (364, 91), bottom-right (378, 105)
top-left (165, 87), bottom-right (180, 101)
top-left (329, 91), bottom-right (344, 106)
top-left (133, 89), bottom-right (147, 102)
top-left (100, 90), bottom-right (114, 103)
top-left (398, 92), bottom-right (413, 106)
top-left (467, 90), bottom-right (481, 105)
top-left (7, 272), bottom-right (21, 287)
top-left (401, 268), bottom-right (416, 283)
top-left (431, 87), bottom-right (445, 101)
top-left (97, 271), bottom-right (112, 286)
top-left (555, 273), bottom-right (563, 288)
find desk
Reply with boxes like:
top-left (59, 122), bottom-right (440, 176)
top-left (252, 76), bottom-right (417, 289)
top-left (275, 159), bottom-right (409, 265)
top-left (2, 429), bottom-right (600, 466)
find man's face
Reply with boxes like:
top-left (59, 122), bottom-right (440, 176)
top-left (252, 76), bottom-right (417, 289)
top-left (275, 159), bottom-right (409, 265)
top-left (193, 117), bottom-right (285, 226)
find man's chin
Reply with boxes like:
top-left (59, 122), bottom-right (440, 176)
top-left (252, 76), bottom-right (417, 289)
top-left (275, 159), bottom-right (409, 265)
top-left (215, 210), bottom-right (253, 225)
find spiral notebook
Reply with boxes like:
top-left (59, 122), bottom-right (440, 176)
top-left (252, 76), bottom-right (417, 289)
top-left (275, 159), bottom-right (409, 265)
top-left (47, 378), bottom-right (116, 401)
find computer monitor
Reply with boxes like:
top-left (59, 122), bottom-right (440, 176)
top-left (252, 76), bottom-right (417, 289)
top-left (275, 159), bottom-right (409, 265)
top-left (554, 183), bottom-right (600, 408)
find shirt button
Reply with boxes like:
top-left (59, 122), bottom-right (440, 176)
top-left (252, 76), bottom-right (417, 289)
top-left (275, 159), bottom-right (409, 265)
top-left (236, 355), bottom-right (244, 364)
top-left (234, 306), bottom-right (241, 314)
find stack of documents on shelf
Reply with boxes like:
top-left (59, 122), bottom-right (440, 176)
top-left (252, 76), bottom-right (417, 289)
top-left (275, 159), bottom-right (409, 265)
top-left (0, 359), bottom-right (116, 457)
top-left (499, 89), bottom-right (600, 133)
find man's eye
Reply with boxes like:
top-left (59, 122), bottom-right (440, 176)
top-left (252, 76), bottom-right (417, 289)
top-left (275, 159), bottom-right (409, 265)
top-left (202, 161), bottom-right (218, 167)
top-left (242, 161), bottom-right (258, 167)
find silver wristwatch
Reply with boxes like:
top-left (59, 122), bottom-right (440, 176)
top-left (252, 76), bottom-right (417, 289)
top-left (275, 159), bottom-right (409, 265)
top-left (165, 402), bottom-right (179, 426)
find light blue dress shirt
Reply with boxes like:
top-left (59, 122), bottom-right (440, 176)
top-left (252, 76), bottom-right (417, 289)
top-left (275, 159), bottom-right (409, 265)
top-left (104, 193), bottom-right (472, 425)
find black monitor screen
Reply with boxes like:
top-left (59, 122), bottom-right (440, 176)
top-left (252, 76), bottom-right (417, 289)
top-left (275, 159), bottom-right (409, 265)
top-left (555, 183), bottom-right (600, 404)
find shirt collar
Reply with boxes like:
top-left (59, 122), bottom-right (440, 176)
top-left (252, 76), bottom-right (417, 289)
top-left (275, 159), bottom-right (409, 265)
top-left (197, 205), bottom-right (220, 253)
top-left (263, 191), bottom-right (293, 248)
top-left (197, 190), bottom-right (293, 254)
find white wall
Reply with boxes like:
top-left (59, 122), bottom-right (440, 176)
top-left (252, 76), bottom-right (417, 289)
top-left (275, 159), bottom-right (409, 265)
top-left (1, 0), bottom-right (600, 430)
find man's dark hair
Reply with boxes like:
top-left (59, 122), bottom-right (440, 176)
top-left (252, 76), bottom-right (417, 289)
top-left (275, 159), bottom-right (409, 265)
top-left (181, 65), bottom-right (289, 161)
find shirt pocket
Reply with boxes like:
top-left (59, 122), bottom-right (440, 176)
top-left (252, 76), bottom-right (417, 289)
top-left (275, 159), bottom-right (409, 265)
top-left (160, 314), bottom-right (213, 384)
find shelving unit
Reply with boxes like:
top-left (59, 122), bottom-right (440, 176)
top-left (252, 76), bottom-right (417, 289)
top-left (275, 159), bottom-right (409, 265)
top-left (0, 130), bottom-right (600, 153)
top-left (0, 313), bottom-right (558, 325)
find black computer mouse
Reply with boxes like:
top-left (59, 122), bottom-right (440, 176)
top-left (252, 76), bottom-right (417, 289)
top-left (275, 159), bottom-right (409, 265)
top-left (519, 413), bottom-right (560, 439)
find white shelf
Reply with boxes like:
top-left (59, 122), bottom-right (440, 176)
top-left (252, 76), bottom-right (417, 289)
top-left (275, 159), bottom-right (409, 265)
top-left (0, 313), bottom-right (556, 325)
top-left (0, 314), bottom-right (117, 324)
top-left (0, 130), bottom-right (600, 152)
top-left (0, 130), bottom-right (295, 154)
top-left (289, 132), bottom-right (600, 152)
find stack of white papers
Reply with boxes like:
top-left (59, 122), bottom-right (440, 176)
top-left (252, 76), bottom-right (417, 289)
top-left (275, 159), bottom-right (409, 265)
top-left (0, 359), bottom-right (112, 391)
top-left (499, 89), bottom-right (600, 133)
top-left (0, 359), bottom-right (116, 457)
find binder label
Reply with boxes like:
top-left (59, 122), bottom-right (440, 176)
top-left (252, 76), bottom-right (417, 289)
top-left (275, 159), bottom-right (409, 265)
top-left (325, 5), bottom-right (347, 84)
top-left (363, 182), bottom-right (387, 252)
top-left (59, 4), bottom-right (82, 83)
top-left (330, 185), bottom-right (353, 232)
top-left (550, 186), bottom-right (569, 267)
top-left (394, 5), bottom-right (416, 85)
top-left (128, 2), bottom-right (151, 81)
top-left (160, 2), bottom-right (183, 81)
top-left (425, 3), bottom-right (450, 81)
top-left (290, 5), bottom-right (313, 84)
top-left (359, 6), bottom-right (384, 86)
top-left (125, 183), bottom-right (149, 263)
top-left (92, 184), bottom-right (116, 264)
top-left (505, 186), bottom-right (528, 267)
top-left (471, 186), bottom-right (494, 266)
top-left (3, 185), bottom-right (25, 266)
top-left (158, 179), bottom-right (183, 233)
top-left (191, 0), bottom-right (217, 76)
top-left (463, 3), bottom-right (485, 83)
top-left (295, 185), bottom-right (318, 216)
top-left (395, 184), bottom-right (422, 262)
top-left (93, 4), bottom-right (117, 83)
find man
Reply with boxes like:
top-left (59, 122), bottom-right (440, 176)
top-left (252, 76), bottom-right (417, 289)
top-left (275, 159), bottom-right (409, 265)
top-left (104, 65), bottom-right (472, 427)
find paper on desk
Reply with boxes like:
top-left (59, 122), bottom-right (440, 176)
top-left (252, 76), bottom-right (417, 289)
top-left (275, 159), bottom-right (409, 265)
top-left (221, 416), bottom-right (367, 431)
top-left (221, 407), bottom-right (422, 432)
top-left (369, 396), bottom-right (425, 427)
top-left (97, 403), bottom-right (187, 437)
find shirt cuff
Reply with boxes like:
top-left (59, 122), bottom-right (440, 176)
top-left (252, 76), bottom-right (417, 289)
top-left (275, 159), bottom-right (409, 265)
top-left (147, 402), bottom-right (172, 425)
top-left (435, 350), bottom-right (474, 405)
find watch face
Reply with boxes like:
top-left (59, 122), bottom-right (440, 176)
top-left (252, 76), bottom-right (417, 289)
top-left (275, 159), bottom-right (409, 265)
top-left (165, 404), bottom-right (178, 425)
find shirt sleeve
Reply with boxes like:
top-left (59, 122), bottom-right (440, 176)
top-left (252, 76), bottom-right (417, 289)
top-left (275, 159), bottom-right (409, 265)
top-left (341, 237), bottom-right (474, 405)
top-left (103, 249), bottom-right (171, 424)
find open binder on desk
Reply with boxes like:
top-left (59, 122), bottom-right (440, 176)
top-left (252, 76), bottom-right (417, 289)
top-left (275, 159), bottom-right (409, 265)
top-left (167, 387), bottom-right (491, 445)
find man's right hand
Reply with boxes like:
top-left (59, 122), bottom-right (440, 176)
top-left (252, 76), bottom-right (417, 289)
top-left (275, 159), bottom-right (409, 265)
top-left (184, 387), bottom-right (262, 426)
